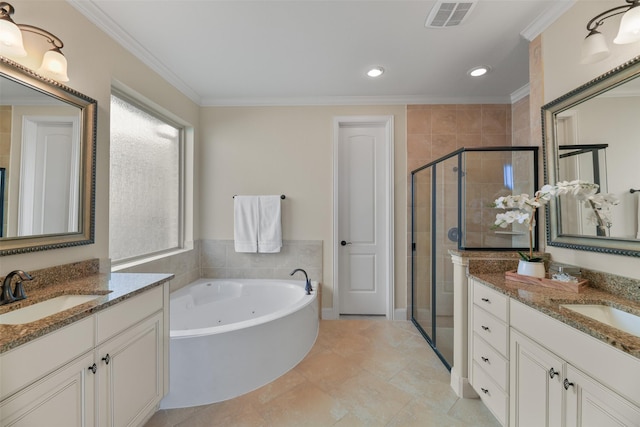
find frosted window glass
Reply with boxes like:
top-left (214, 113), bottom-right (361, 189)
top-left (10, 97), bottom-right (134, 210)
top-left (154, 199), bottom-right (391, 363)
top-left (109, 94), bottom-right (181, 262)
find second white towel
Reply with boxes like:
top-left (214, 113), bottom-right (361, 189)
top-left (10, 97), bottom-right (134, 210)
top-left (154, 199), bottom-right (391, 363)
top-left (258, 195), bottom-right (282, 253)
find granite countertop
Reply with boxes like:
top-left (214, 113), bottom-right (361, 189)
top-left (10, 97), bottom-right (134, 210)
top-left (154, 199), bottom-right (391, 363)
top-left (0, 272), bottom-right (173, 354)
top-left (471, 272), bottom-right (640, 359)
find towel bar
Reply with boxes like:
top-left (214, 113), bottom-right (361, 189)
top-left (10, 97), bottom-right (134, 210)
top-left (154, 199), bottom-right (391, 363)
top-left (233, 194), bottom-right (286, 199)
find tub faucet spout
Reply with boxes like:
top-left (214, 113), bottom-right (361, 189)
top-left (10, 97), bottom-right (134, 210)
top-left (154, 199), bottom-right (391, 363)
top-left (290, 268), bottom-right (312, 295)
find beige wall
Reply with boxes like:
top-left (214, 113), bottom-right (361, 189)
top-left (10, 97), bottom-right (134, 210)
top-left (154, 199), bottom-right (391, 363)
top-left (540, 0), bottom-right (640, 278)
top-left (199, 105), bottom-right (407, 311)
top-left (0, 0), bottom-right (200, 276)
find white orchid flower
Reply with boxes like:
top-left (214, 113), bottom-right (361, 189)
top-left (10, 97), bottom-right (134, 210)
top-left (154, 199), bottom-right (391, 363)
top-left (492, 179), bottom-right (619, 260)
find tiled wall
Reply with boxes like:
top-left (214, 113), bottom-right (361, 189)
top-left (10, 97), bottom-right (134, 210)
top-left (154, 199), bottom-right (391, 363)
top-left (201, 239), bottom-right (322, 283)
top-left (119, 242), bottom-right (201, 292)
top-left (120, 239), bottom-right (323, 293)
top-left (407, 104), bottom-right (515, 310)
top-left (407, 104), bottom-right (512, 173)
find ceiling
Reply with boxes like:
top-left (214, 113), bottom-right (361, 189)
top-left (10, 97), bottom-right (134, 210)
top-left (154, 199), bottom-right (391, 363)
top-left (70, 0), bottom-right (575, 106)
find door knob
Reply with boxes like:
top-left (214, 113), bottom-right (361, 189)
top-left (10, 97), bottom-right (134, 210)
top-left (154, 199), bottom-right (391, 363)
top-left (340, 240), bottom-right (352, 246)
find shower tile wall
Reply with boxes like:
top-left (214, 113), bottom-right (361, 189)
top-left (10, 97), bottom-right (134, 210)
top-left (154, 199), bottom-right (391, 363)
top-left (201, 239), bottom-right (323, 283)
top-left (407, 104), bottom-right (514, 292)
top-left (407, 104), bottom-right (512, 173)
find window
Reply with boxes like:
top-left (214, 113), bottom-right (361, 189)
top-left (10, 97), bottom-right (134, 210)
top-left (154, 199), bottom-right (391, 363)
top-left (109, 91), bottom-right (184, 264)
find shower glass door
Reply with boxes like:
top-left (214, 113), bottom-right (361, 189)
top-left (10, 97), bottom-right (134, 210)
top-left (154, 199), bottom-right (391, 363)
top-left (411, 151), bottom-right (459, 369)
top-left (411, 147), bottom-right (538, 370)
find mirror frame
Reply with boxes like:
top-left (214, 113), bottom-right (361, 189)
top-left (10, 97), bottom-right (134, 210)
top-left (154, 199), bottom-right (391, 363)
top-left (0, 57), bottom-right (96, 256)
top-left (543, 55), bottom-right (640, 258)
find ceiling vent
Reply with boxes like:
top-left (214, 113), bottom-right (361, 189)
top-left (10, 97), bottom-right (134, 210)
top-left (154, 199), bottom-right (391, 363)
top-left (425, 1), bottom-right (477, 28)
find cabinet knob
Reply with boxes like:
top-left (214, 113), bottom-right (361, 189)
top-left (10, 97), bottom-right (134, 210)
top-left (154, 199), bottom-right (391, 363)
top-left (481, 325), bottom-right (490, 332)
top-left (549, 368), bottom-right (559, 378)
top-left (481, 356), bottom-right (490, 363)
top-left (102, 354), bottom-right (111, 365)
top-left (88, 363), bottom-right (97, 374)
top-left (563, 378), bottom-right (574, 390)
top-left (481, 298), bottom-right (490, 303)
top-left (480, 388), bottom-right (489, 395)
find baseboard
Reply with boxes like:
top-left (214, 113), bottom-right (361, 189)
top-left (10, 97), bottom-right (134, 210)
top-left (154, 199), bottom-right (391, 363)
top-left (394, 308), bottom-right (407, 320)
top-left (450, 370), bottom-right (478, 399)
top-left (321, 308), bottom-right (337, 320)
top-left (323, 307), bottom-right (407, 320)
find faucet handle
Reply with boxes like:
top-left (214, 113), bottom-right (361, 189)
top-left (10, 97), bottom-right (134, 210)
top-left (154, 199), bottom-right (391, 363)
top-left (13, 281), bottom-right (27, 300)
top-left (1, 283), bottom-right (15, 305)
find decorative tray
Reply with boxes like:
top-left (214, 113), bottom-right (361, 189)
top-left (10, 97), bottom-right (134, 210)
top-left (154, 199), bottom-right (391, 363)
top-left (504, 270), bottom-right (588, 293)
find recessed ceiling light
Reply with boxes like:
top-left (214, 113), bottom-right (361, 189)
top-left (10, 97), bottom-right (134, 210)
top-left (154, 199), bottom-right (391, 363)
top-left (367, 67), bottom-right (385, 78)
top-left (468, 66), bottom-right (490, 77)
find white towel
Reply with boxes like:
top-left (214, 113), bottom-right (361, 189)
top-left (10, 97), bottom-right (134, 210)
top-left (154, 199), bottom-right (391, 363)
top-left (258, 195), bottom-right (282, 253)
top-left (234, 196), bottom-right (259, 253)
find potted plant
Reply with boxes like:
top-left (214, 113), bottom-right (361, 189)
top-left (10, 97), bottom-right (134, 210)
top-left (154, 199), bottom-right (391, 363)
top-left (493, 180), bottom-right (618, 278)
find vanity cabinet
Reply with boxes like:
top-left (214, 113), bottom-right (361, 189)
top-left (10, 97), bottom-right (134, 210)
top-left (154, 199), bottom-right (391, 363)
top-left (0, 352), bottom-right (96, 426)
top-left (510, 299), bottom-right (640, 427)
top-left (510, 328), bottom-right (564, 426)
top-left (469, 278), bottom-right (510, 426)
top-left (96, 313), bottom-right (164, 427)
top-left (0, 284), bottom-right (168, 427)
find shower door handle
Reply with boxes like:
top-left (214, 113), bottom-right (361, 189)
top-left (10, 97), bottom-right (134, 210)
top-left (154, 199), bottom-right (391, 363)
top-left (341, 240), bottom-right (352, 246)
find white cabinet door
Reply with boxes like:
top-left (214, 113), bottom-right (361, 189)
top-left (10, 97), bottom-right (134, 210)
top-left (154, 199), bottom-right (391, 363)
top-left (510, 329), bottom-right (564, 427)
top-left (565, 364), bottom-right (640, 427)
top-left (97, 312), bottom-right (163, 427)
top-left (0, 352), bottom-right (95, 427)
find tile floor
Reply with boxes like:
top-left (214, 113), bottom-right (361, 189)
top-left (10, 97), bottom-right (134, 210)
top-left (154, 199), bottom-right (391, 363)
top-left (145, 318), bottom-right (501, 426)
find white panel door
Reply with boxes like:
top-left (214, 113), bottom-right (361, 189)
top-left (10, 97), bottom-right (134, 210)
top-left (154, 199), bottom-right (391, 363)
top-left (337, 122), bottom-right (388, 315)
top-left (19, 116), bottom-right (79, 235)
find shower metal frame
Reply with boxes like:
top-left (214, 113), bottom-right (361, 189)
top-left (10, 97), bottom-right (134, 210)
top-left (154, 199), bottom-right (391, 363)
top-left (410, 146), bottom-right (539, 370)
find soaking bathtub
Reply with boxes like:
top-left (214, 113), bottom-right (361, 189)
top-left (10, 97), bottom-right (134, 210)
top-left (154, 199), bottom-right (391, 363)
top-left (159, 278), bottom-right (319, 409)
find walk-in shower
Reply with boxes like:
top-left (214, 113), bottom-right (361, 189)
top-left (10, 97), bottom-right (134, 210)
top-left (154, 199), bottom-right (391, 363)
top-left (410, 147), bottom-right (538, 369)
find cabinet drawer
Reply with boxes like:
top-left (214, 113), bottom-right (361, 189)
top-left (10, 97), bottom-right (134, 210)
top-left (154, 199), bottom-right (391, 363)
top-left (473, 305), bottom-right (508, 356)
top-left (472, 361), bottom-right (508, 426)
top-left (473, 281), bottom-right (508, 322)
top-left (96, 286), bottom-right (162, 344)
top-left (473, 333), bottom-right (508, 391)
top-left (0, 316), bottom-right (95, 401)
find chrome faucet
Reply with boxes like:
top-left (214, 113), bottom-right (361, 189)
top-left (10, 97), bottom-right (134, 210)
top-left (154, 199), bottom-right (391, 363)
top-left (290, 268), bottom-right (313, 295)
top-left (1, 270), bottom-right (33, 305)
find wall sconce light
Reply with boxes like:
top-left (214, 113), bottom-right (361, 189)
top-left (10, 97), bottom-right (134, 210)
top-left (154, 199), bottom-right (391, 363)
top-left (581, 0), bottom-right (640, 64)
top-left (0, 2), bottom-right (69, 81)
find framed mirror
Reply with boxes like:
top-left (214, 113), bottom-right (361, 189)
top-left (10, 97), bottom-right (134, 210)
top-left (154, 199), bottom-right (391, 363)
top-left (543, 55), bottom-right (640, 257)
top-left (0, 57), bottom-right (96, 256)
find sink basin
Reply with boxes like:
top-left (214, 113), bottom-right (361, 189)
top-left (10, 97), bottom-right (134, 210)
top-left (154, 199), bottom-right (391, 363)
top-left (560, 304), bottom-right (640, 338)
top-left (0, 295), bottom-right (103, 325)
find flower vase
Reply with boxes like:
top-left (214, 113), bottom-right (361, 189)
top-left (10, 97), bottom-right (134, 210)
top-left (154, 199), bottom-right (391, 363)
top-left (517, 260), bottom-right (546, 278)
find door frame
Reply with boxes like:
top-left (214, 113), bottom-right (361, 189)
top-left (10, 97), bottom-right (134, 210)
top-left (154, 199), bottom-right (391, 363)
top-left (332, 115), bottom-right (394, 319)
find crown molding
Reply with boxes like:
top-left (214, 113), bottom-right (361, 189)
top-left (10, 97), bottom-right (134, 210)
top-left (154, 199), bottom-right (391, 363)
top-left (511, 84), bottom-right (530, 103)
top-left (200, 94), bottom-right (513, 107)
top-left (67, 0), bottom-right (202, 105)
top-left (521, 0), bottom-right (577, 41)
